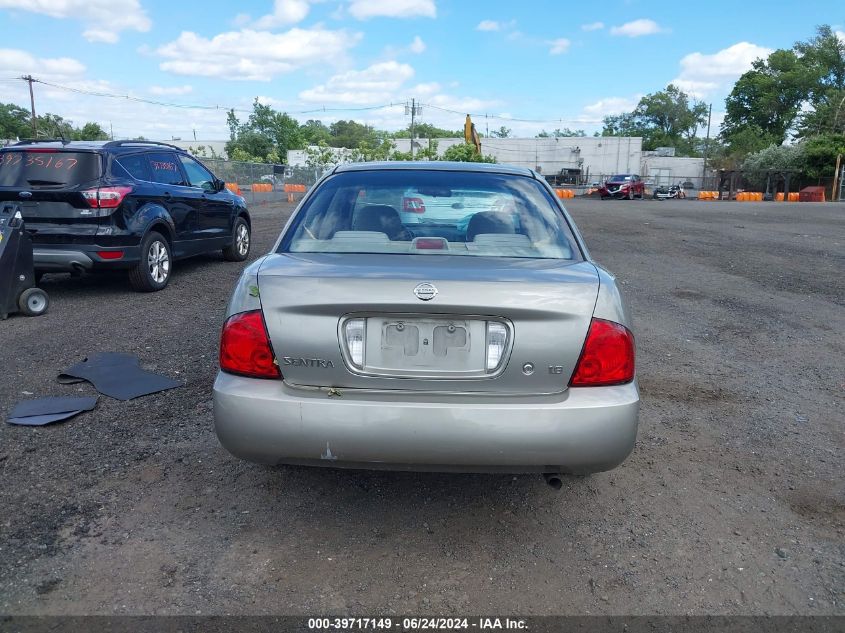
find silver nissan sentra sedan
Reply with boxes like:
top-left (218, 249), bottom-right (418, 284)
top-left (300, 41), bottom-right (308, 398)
top-left (213, 162), bottom-right (639, 477)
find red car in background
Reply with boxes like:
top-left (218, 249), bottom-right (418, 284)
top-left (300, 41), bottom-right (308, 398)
top-left (599, 174), bottom-right (645, 200)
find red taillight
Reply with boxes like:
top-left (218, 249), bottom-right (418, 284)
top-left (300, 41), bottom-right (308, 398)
top-left (219, 310), bottom-right (280, 379)
top-left (97, 250), bottom-right (124, 260)
top-left (403, 197), bottom-right (426, 213)
top-left (569, 318), bottom-right (635, 387)
top-left (81, 186), bottom-right (133, 209)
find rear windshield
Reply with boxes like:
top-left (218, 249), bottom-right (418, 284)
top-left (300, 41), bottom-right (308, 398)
top-left (0, 150), bottom-right (102, 188)
top-left (280, 170), bottom-right (581, 260)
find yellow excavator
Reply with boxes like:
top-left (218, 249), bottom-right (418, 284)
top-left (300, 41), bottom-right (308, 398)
top-left (464, 114), bottom-right (481, 154)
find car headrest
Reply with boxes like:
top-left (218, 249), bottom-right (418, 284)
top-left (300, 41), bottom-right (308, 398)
top-left (465, 211), bottom-right (515, 241)
top-left (352, 205), bottom-right (410, 241)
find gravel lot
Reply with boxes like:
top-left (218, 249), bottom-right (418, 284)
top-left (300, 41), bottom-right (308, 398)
top-left (0, 197), bottom-right (842, 616)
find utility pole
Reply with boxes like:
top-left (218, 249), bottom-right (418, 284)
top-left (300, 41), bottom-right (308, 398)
top-left (22, 75), bottom-right (37, 138)
top-left (405, 98), bottom-right (421, 159)
top-left (701, 103), bottom-right (712, 188)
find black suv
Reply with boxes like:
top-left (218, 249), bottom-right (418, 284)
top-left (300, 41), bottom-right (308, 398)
top-left (0, 140), bottom-right (251, 291)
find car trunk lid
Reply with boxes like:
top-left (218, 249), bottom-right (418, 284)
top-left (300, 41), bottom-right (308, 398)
top-left (257, 253), bottom-right (599, 395)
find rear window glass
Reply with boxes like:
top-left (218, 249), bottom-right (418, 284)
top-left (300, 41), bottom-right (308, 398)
top-left (0, 150), bottom-right (101, 187)
top-left (280, 170), bottom-right (580, 260)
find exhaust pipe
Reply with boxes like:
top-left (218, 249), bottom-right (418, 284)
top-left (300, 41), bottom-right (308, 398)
top-left (543, 473), bottom-right (563, 490)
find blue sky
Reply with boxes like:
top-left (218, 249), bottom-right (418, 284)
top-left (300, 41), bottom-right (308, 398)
top-left (0, 0), bottom-right (842, 140)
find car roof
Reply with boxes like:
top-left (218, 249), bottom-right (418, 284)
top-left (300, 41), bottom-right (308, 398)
top-left (5, 140), bottom-right (188, 154)
top-left (333, 161), bottom-right (537, 178)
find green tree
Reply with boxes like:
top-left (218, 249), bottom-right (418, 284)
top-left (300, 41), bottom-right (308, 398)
top-left (722, 49), bottom-right (811, 149)
top-left (392, 123), bottom-right (461, 139)
top-left (245, 99), bottom-right (302, 154)
top-left (803, 133), bottom-right (845, 179)
top-left (303, 141), bottom-right (340, 173)
top-left (537, 128), bottom-right (586, 137)
top-left (416, 138), bottom-right (440, 161)
top-left (441, 143), bottom-right (496, 163)
top-left (794, 25), bottom-right (845, 99)
top-left (601, 112), bottom-right (638, 137)
top-left (0, 103), bottom-right (31, 139)
top-left (300, 119), bottom-right (332, 145)
top-left (741, 142), bottom-right (808, 188)
top-left (225, 99), bottom-right (304, 162)
top-left (357, 138), bottom-right (396, 161)
top-left (490, 126), bottom-right (511, 138)
top-left (72, 122), bottom-right (109, 141)
top-left (793, 27), bottom-right (845, 136)
top-left (601, 85), bottom-right (707, 154)
top-left (328, 120), bottom-right (381, 148)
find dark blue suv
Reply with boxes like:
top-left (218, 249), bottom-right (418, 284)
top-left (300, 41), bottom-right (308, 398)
top-left (0, 140), bottom-right (251, 291)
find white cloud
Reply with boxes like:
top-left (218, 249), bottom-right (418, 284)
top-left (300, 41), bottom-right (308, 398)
top-left (610, 19), bottom-right (663, 38)
top-left (0, 0), bottom-right (151, 43)
top-left (409, 35), bottom-right (426, 53)
top-left (835, 30), bottom-right (845, 44)
top-left (299, 61), bottom-right (415, 105)
top-left (582, 96), bottom-right (641, 121)
top-left (243, 0), bottom-right (310, 29)
top-left (476, 20), bottom-right (500, 31)
top-left (0, 48), bottom-right (86, 80)
top-left (296, 62), bottom-right (499, 134)
top-left (157, 28), bottom-right (361, 81)
top-left (672, 42), bottom-right (772, 96)
top-left (348, 0), bottom-right (436, 20)
top-left (149, 85), bottom-right (194, 96)
top-left (549, 38), bottom-right (571, 55)
top-left (411, 82), bottom-right (440, 96)
top-left (581, 21), bottom-right (604, 31)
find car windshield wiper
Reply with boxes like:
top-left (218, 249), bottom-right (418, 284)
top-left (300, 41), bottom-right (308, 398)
top-left (26, 179), bottom-right (65, 186)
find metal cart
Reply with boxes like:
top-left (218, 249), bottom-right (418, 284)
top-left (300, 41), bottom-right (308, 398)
top-left (0, 202), bottom-right (49, 319)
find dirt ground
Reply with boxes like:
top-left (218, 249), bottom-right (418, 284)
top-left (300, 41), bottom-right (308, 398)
top-left (0, 197), bottom-right (842, 616)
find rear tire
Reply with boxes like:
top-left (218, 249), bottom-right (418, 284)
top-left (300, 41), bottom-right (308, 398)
top-left (129, 231), bottom-right (171, 292)
top-left (18, 287), bottom-right (49, 316)
top-left (223, 217), bottom-right (250, 262)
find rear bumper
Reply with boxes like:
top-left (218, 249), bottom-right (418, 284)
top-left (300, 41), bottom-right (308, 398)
top-left (212, 373), bottom-right (640, 473)
top-left (33, 244), bottom-right (140, 272)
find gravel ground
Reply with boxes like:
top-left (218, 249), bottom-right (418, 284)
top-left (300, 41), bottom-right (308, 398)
top-left (0, 198), bottom-right (842, 616)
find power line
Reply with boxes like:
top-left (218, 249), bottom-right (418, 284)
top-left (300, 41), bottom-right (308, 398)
top-left (24, 77), bottom-right (402, 115)
top-left (9, 76), bottom-right (611, 135)
top-left (420, 102), bottom-right (601, 125)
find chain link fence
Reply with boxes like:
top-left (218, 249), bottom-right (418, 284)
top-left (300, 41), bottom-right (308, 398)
top-left (198, 159), bottom-right (330, 206)
top-left (548, 174), bottom-right (718, 198)
top-left (196, 157), bottom-right (845, 204)
top-left (561, 173), bottom-right (843, 200)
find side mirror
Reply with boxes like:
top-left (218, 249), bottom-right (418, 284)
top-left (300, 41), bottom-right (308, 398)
top-left (214, 178), bottom-right (226, 192)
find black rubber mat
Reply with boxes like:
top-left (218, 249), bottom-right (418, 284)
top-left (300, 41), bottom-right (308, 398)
top-left (58, 353), bottom-right (183, 401)
top-left (8, 410), bottom-right (86, 426)
top-left (7, 396), bottom-right (98, 426)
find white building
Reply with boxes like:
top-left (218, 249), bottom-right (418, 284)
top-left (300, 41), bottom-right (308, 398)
top-left (640, 153), bottom-right (705, 185)
top-left (391, 136), bottom-right (643, 181)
